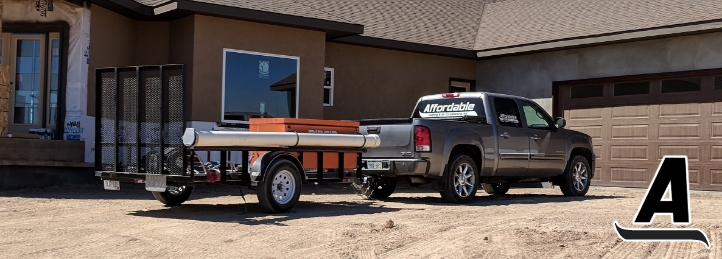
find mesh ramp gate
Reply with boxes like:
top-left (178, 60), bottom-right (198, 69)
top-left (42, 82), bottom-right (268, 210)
top-left (95, 65), bottom-right (186, 176)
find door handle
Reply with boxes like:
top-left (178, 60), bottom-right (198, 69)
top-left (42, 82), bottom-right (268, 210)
top-left (530, 134), bottom-right (541, 140)
top-left (500, 132), bottom-right (510, 138)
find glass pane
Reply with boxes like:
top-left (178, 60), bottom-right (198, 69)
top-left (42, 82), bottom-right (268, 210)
top-left (323, 88), bottom-right (330, 104)
top-left (493, 97), bottom-right (522, 128)
top-left (570, 85), bottom-right (603, 98)
top-left (661, 78), bottom-right (701, 93)
top-left (522, 101), bottom-right (552, 129)
top-left (48, 39), bottom-right (60, 125)
top-left (716, 76), bottom-right (722, 90)
top-left (223, 51), bottom-right (298, 122)
top-left (324, 70), bottom-right (331, 87)
top-left (14, 39), bottom-right (41, 125)
top-left (614, 81), bottom-right (649, 96)
top-left (449, 86), bottom-right (468, 92)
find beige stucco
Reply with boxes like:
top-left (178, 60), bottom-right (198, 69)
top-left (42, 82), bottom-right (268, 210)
top-left (324, 43), bottom-right (477, 120)
top-left (189, 15), bottom-right (327, 122)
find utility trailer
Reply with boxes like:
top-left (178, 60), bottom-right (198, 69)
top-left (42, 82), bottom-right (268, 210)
top-left (94, 65), bottom-right (380, 213)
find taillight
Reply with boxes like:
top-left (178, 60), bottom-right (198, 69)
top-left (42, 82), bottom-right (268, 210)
top-left (415, 126), bottom-right (431, 152)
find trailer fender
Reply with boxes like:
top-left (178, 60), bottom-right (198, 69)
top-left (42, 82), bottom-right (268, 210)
top-left (249, 151), bottom-right (305, 185)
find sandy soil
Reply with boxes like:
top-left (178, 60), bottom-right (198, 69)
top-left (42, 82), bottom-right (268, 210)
top-left (0, 182), bottom-right (720, 259)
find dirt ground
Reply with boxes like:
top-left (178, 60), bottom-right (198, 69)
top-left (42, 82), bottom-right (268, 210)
top-left (1, 182), bottom-right (721, 259)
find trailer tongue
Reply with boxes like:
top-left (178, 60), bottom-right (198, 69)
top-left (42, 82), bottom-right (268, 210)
top-left (94, 65), bottom-right (381, 213)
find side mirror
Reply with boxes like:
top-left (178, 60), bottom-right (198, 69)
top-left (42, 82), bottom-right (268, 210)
top-left (555, 117), bottom-right (566, 128)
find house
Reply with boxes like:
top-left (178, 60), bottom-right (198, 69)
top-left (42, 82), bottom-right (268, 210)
top-left (2, 0), bottom-right (722, 190)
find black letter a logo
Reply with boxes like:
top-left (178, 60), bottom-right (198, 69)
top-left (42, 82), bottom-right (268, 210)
top-left (613, 156), bottom-right (710, 249)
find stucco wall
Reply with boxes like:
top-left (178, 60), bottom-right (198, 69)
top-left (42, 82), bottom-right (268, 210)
top-left (324, 43), bottom-right (477, 120)
top-left (476, 31), bottom-right (722, 101)
top-left (86, 5), bottom-right (136, 116)
top-left (135, 21), bottom-right (170, 66)
top-left (190, 15), bottom-right (326, 122)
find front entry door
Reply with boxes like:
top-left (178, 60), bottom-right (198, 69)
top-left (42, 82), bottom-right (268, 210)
top-left (2, 32), bottom-right (60, 136)
top-left (492, 97), bottom-right (529, 177)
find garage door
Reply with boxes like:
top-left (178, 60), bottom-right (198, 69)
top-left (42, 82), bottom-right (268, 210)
top-left (557, 72), bottom-right (722, 191)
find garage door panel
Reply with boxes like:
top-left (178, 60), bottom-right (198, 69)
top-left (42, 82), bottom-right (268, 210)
top-left (569, 125), bottom-right (602, 139)
top-left (611, 105), bottom-right (649, 118)
top-left (713, 102), bottom-right (722, 115)
top-left (658, 145), bottom-right (700, 161)
top-left (610, 145), bottom-right (648, 160)
top-left (711, 123), bottom-right (722, 138)
top-left (688, 169), bottom-right (700, 185)
top-left (593, 145), bottom-right (602, 160)
top-left (611, 125), bottom-right (648, 139)
top-left (659, 103), bottom-right (701, 117)
top-left (658, 123), bottom-right (700, 139)
top-left (610, 168), bottom-right (648, 182)
top-left (711, 146), bottom-right (722, 161)
top-left (568, 107), bottom-right (603, 120)
top-left (710, 170), bottom-right (722, 186)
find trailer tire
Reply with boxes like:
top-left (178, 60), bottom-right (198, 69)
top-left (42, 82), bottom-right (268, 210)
top-left (257, 159), bottom-right (302, 214)
top-left (152, 186), bottom-right (194, 206)
top-left (440, 155), bottom-right (478, 203)
top-left (482, 183), bottom-right (511, 195)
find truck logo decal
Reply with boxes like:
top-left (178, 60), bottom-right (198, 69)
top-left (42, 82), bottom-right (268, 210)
top-left (420, 102), bottom-right (477, 118)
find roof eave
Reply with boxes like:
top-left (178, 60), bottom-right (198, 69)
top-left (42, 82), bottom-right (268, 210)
top-left (89, 0), bottom-right (364, 38)
top-left (333, 35), bottom-right (478, 60)
top-left (476, 20), bottom-right (722, 59)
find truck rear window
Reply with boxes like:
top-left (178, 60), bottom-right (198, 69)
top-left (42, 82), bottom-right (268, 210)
top-left (412, 98), bottom-right (485, 119)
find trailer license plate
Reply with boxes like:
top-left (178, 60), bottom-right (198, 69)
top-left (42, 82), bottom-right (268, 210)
top-left (145, 175), bottom-right (167, 192)
top-left (103, 180), bottom-right (120, 191)
top-left (366, 161), bottom-right (383, 170)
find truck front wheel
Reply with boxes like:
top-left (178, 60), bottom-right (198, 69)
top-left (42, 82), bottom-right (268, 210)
top-left (440, 155), bottom-right (478, 203)
top-left (257, 159), bottom-right (302, 214)
top-left (558, 155), bottom-right (591, 196)
top-left (152, 186), bottom-right (194, 206)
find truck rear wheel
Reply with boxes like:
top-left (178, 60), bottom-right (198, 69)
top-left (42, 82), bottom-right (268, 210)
top-left (257, 159), bottom-right (302, 214)
top-left (152, 186), bottom-right (194, 206)
top-left (482, 183), bottom-right (511, 195)
top-left (440, 155), bottom-right (478, 203)
top-left (558, 155), bottom-right (591, 196)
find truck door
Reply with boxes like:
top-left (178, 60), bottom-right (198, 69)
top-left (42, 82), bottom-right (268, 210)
top-left (492, 97), bottom-right (529, 177)
top-left (520, 100), bottom-right (566, 177)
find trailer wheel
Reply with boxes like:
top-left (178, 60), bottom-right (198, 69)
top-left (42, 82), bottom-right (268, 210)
top-left (257, 159), bottom-right (302, 213)
top-left (482, 183), bottom-right (511, 195)
top-left (370, 182), bottom-right (396, 199)
top-left (440, 155), bottom-right (478, 203)
top-left (152, 186), bottom-right (194, 206)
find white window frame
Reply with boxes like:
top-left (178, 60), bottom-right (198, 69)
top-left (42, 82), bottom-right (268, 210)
top-left (323, 67), bottom-right (334, 106)
top-left (221, 48), bottom-right (300, 123)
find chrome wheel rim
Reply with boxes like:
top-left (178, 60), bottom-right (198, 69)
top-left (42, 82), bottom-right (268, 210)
top-left (272, 170), bottom-right (296, 205)
top-left (167, 186), bottom-right (185, 195)
top-left (453, 163), bottom-right (475, 197)
top-left (573, 162), bottom-right (589, 192)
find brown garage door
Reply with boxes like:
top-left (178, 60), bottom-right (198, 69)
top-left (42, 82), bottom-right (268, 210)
top-left (556, 71), bottom-right (722, 191)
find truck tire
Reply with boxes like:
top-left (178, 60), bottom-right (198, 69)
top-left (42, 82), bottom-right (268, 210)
top-left (257, 159), bottom-right (302, 214)
top-left (440, 155), bottom-right (478, 203)
top-left (152, 186), bottom-right (194, 206)
top-left (370, 182), bottom-right (396, 199)
top-left (482, 183), bottom-right (511, 195)
top-left (558, 155), bottom-right (591, 196)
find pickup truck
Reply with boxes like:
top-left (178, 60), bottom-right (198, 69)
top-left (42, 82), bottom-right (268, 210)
top-left (356, 92), bottom-right (595, 203)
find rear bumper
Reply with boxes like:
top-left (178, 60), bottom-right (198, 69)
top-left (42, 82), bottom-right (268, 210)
top-left (361, 158), bottom-right (430, 176)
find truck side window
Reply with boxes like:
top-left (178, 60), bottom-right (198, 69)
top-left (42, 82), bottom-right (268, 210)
top-left (521, 101), bottom-right (553, 129)
top-left (493, 97), bottom-right (522, 127)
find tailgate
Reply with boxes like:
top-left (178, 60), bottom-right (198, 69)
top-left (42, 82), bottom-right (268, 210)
top-left (360, 123), bottom-right (414, 158)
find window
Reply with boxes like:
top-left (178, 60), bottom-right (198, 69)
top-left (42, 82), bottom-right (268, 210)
top-left (661, 78), bottom-right (701, 93)
top-left (222, 49), bottom-right (299, 123)
top-left (47, 38), bottom-right (59, 126)
top-left (493, 97), bottom-right (522, 128)
top-left (570, 85), bottom-right (603, 99)
top-left (521, 101), bottom-right (553, 129)
top-left (716, 76), bottom-right (722, 90)
top-left (614, 81), bottom-right (649, 96)
top-left (449, 80), bottom-right (473, 93)
top-left (323, 67), bottom-right (333, 106)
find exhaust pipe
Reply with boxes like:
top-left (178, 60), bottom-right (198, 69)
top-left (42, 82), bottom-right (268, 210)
top-left (183, 128), bottom-right (381, 149)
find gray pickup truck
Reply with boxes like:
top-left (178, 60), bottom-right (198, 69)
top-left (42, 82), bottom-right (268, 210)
top-left (356, 92), bottom-right (595, 203)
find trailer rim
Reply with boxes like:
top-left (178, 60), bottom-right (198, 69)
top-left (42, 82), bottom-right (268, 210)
top-left (272, 170), bottom-right (296, 205)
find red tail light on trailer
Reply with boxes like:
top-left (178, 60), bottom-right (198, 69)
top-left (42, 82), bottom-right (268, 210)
top-left (415, 126), bottom-right (431, 152)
